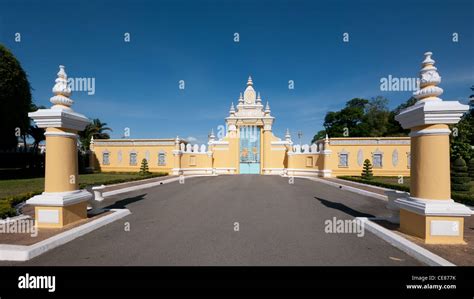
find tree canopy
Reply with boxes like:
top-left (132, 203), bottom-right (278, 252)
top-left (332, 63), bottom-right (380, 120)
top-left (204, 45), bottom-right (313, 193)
top-left (79, 118), bottom-right (112, 151)
top-left (311, 96), bottom-right (415, 143)
top-left (0, 45), bottom-right (32, 150)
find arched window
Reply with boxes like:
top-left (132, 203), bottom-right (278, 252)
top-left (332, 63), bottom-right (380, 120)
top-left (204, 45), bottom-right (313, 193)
top-left (158, 151), bottom-right (166, 166)
top-left (102, 151), bottom-right (110, 165)
top-left (129, 152), bottom-right (138, 166)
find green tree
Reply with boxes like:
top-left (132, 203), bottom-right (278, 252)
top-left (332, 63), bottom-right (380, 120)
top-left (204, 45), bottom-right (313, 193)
top-left (28, 125), bottom-right (45, 153)
top-left (386, 97), bottom-right (417, 136)
top-left (28, 103), bottom-right (46, 153)
top-left (139, 158), bottom-right (150, 175)
top-left (0, 45), bottom-right (32, 150)
top-left (311, 130), bottom-right (326, 144)
top-left (79, 118), bottom-right (112, 151)
top-left (451, 157), bottom-right (470, 192)
top-left (449, 86), bottom-right (474, 162)
top-left (361, 159), bottom-right (373, 180)
top-left (322, 98), bottom-right (369, 138)
top-left (362, 96), bottom-right (390, 137)
top-left (312, 96), bottom-right (412, 142)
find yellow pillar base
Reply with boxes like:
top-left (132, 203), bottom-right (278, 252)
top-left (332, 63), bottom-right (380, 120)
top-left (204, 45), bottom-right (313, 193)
top-left (400, 209), bottom-right (466, 244)
top-left (34, 201), bottom-right (88, 229)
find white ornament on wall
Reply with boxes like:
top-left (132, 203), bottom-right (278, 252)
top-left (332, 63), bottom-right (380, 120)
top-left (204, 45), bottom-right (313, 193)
top-left (357, 149), bottom-right (363, 166)
top-left (392, 149), bottom-right (399, 167)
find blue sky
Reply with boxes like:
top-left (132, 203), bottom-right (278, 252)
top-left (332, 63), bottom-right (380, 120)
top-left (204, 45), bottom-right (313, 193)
top-left (1, 0), bottom-right (473, 144)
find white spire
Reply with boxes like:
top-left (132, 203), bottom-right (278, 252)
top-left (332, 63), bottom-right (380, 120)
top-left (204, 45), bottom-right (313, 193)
top-left (265, 101), bottom-right (271, 113)
top-left (256, 92), bottom-right (262, 104)
top-left (413, 52), bottom-right (443, 102)
top-left (285, 128), bottom-right (291, 141)
top-left (208, 129), bottom-right (215, 142)
top-left (229, 102), bottom-right (235, 115)
top-left (50, 65), bottom-right (74, 109)
top-left (247, 76), bottom-right (253, 86)
top-left (238, 92), bottom-right (244, 104)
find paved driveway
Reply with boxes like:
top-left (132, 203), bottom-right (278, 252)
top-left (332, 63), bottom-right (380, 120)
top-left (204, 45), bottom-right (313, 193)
top-left (2, 175), bottom-right (422, 265)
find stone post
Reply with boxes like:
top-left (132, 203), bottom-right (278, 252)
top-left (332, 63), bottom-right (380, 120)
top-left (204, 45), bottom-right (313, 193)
top-left (262, 102), bottom-right (273, 175)
top-left (395, 52), bottom-right (472, 244)
top-left (321, 134), bottom-right (332, 177)
top-left (27, 65), bottom-right (92, 228)
top-left (171, 136), bottom-right (182, 175)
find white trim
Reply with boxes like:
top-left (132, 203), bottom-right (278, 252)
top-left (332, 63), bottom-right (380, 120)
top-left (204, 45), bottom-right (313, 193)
top-left (208, 140), bottom-right (229, 145)
top-left (395, 197), bottom-right (473, 217)
top-left (330, 139), bottom-right (410, 145)
top-left (271, 147), bottom-right (287, 151)
top-left (26, 189), bottom-right (92, 207)
top-left (94, 141), bottom-right (175, 146)
top-left (395, 100), bottom-right (469, 129)
top-left (409, 128), bottom-right (451, 137)
top-left (181, 152), bottom-right (209, 155)
top-left (44, 131), bottom-right (78, 138)
top-left (262, 168), bottom-right (285, 175)
top-left (28, 108), bottom-right (90, 131)
top-left (271, 141), bottom-right (290, 145)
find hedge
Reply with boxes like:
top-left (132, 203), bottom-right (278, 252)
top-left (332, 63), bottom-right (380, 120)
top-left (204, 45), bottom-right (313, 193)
top-left (0, 172), bottom-right (168, 219)
top-left (338, 176), bottom-right (474, 206)
top-left (337, 176), bottom-right (410, 192)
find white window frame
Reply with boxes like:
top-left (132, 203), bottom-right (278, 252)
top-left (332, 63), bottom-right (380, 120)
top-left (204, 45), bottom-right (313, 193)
top-left (129, 152), bottom-right (138, 166)
top-left (372, 152), bottom-right (383, 168)
top-left (102, 152), bottom-right (110, 165)
top-left (158, 151), bottom-right (166, 166)
top-left (338, 149), bottom-right (349, 168)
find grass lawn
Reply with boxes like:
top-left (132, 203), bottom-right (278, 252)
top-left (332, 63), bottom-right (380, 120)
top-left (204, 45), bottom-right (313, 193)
top-left (0, 172), bottom-right (168, 218)
top-left (0, 172), bottom-right (167, 200)
top-left (362, 176), bottom-right (410, 188)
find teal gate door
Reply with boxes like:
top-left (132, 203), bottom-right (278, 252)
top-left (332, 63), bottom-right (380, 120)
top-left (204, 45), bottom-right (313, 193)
top-left (239, 127), bottom-right (260, 174)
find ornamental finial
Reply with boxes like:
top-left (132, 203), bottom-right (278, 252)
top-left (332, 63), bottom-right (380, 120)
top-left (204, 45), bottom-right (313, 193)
top-left (50, 65), bottom-right (74, 109)
top-left (247, 76), bottom-right (253, 86)
top-left (265, 101), bottom-right (271, 113)
top-left (413, 52), bottom-right (443, 102)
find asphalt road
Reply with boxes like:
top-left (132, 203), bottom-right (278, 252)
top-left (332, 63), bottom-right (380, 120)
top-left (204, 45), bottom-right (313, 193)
top-left (3, 175), bottom-right (422, 266)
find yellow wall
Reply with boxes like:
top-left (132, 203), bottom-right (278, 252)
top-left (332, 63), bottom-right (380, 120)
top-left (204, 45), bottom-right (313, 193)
top-left (325, 138), bottom-right (410, 177)
top-left (180, 153), bottom-right (212, 168)
top-left (92, 141), bottom-right (175, 174)
top-left (92, 136), bottom-right (412, 177)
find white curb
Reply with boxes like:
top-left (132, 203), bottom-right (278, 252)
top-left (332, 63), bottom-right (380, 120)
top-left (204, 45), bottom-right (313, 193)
top-left (295, 176), bottom-right (388, 201)
top-left (329, 177), bottom-right (392, 192)
top-left (356, 217), bottom-right (455, 266)
top-left (0, 208), bottom-right (131, 261)
top-left (102, 175), bottom-right (214, 198)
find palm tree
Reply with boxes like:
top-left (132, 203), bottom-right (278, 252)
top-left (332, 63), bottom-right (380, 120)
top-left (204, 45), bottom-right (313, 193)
top-left (28, 125), bottom-right (45, 153)
top-left (28, 104), bottom-right (46, 153)
top-left (79, 118), bottom-right (112, 151)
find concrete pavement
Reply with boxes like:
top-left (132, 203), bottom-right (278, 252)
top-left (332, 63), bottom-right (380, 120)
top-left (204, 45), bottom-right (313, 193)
top-left (1, 175), bottom-right (422, 266)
